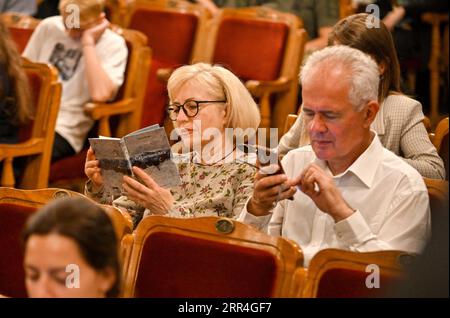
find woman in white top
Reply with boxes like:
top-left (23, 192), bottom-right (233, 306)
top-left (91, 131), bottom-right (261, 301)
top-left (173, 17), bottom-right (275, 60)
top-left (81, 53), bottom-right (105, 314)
top-left (279, 13), bottom-right (445, 179)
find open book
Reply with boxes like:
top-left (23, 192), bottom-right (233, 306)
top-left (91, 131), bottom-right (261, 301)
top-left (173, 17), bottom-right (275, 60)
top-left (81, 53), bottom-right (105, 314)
top-left (89, 125), bottom-right (181, 199)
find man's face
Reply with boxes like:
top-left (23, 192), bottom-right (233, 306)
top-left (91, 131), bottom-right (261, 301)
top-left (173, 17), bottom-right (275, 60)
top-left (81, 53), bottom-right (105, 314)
top-left (62, 12), bottom-right (103, 40)
top-left (301, 66), bottom-right (372, 171)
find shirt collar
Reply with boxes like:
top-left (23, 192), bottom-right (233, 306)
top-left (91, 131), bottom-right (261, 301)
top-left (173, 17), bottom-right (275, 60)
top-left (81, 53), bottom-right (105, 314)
top-left (313, 131), bottom-right (384, 188)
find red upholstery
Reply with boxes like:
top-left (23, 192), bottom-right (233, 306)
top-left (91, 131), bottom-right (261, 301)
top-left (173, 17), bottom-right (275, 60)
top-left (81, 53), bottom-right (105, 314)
top-left (317, 268), bottom-right (402, 298)
top-left (0, 204), bottom-right (37, 298)
top-left (8, 27), bottom-right (35, 53)
top-left (49, 149), bottom-right (88, 183)
top-left (129, 10), bottom-right (197, 63)
top-left (135, 232), bottom-right (277, 297)
top-left (140, 59), bottom-right (173, 127)
top-left (213, 18), bottom-right (288, 81)
top-left (128, 9), bottom-right (199, 127)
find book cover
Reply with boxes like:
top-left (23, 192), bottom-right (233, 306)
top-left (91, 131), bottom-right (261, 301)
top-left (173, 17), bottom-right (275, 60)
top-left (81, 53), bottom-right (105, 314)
top-left (89, 125), bottom-right (181, 200)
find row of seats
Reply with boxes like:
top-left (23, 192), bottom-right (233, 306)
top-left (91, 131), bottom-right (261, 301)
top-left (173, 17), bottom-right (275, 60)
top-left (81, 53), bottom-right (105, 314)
top-left (0, 180), bottom-right (447, 298)
top-left (1, 1), bottom-right (308, 190)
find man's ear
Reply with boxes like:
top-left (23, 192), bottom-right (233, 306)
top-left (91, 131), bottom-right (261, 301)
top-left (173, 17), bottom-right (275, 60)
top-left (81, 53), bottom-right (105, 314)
top-left (363, 100), bottom-right (379, 128)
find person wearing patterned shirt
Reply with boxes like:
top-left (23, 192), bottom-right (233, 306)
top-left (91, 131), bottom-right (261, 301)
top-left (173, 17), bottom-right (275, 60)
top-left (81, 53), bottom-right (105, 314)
top-left (85, 63), bottom-right (260, 227)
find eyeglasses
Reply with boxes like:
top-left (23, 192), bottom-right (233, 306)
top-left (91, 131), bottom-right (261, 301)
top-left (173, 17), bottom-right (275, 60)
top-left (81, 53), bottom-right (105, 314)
top-left (167, 99), bottom-right (227, 121)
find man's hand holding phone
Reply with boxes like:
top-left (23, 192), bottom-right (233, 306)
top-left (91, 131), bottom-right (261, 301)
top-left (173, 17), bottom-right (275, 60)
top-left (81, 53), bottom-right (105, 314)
top-left (248, 164), bottom-right (297, 216)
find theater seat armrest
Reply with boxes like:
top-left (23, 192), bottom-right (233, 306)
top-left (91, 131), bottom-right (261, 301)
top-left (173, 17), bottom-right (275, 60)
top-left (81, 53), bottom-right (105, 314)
top-left (84, 98), bottom-right (135, 120)
top-left (0, 138), bottom-right (45, 157)
top-left (245, 77), bottom-right (292, 96)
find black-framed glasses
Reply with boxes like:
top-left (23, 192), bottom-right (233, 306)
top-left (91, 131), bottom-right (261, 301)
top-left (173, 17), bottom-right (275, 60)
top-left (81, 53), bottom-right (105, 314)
top-left (167, 99), bottom-right (227, 121)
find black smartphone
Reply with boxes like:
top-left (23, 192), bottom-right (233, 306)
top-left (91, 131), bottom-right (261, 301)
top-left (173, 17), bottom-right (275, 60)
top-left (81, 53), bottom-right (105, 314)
top-left (238, 144), bottom-right (285, 175)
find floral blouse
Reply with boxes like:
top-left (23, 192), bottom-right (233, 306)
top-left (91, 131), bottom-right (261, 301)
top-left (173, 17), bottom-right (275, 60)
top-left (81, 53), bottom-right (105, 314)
top-left (85, 152), bottom-right (257, 227)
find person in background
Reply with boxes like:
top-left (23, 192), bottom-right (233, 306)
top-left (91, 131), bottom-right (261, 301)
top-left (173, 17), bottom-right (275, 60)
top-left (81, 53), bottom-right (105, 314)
top-left (85, 63), bottom-right (260, 227)
top-left (23, 0), bottom-right (128, 162)
top-left (0, 0), bottom-right (37, 15)
top-left (279, 13), bottom-right (445, 179)
top-left (0, 19), bottom-right (33, 181)
top-left (239, 45), bottom-right (430, 266)
top-left (22, 197), bottom-right (120, 298)
top-left (194, 0), bottom-right (339, 53)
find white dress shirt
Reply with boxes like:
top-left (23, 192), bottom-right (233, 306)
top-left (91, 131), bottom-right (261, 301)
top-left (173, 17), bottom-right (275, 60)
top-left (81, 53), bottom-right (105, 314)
top-left (239, 133), bottom-right (431, 266)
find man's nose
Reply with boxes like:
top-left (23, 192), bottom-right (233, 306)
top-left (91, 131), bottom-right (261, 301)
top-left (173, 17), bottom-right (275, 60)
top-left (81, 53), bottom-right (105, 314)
top-left (309, 114), bottom-right (327, 133)
top-left (32, 275), bottom-right (55, 298)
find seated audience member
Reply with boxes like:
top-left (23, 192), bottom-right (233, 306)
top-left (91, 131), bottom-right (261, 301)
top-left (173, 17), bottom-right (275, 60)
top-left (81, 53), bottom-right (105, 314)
top-left (22, 197), bottom-right (120, 298)
top-left (279, 13), bottom-right (445, 179)
top-left (23, 0), bottom-right (128, 162)
top-left (195, 0), bottom-right (339, 53)
top-left (239, 45), bottom-right (431, 266)
top-left (0, 20), bottom-right (33, 180)
top-left (85, 63), bottom-right (260, 227)
top-left (0, 0), bottom-right (37, 15)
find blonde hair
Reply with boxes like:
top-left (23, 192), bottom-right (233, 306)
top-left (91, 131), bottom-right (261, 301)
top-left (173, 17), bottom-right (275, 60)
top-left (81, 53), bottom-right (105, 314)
top-left (168, 63), bottom-right (260, 134)
top-left (59, 0), bottom-right (105, 22)
top-left (0, 20), bottom-right (33, 124)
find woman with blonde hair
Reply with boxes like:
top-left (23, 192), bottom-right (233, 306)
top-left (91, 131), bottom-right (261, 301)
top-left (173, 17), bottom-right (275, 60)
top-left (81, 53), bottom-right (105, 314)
top-left (0, 19), bottom-right (33, 144)
top-left (85, 63), bottom-right (261, 226)
top-left (279, 13), bottom-right (445, 179)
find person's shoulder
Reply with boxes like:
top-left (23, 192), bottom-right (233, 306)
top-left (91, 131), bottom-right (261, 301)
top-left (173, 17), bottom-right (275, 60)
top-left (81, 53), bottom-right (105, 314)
top-left (380, 148), bottom-right (427, 192)
top-left (99, 28), bottom-right (127, 47)
top-left (384, 94), bottom-right (422, 112)
top-left (282, 145), bottom-right (315, 167)
top-left (38, 15), bottom-right (65, 31)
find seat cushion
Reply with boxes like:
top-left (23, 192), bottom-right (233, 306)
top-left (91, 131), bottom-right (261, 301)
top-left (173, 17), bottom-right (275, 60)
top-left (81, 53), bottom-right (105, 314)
top-left (0, 204), bottom-right (37, 298)
top-left (135, 231), bottom-right (278, 297)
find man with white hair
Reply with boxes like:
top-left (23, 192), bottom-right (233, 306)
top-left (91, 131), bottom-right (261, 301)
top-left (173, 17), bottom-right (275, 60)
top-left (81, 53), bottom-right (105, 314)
top-left (239, 45), bottom-right (431, 265)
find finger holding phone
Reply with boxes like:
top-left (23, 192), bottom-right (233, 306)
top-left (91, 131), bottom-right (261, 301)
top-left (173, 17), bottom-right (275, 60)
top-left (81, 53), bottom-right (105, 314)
top-left (293, 163), bottom-right (355, 222)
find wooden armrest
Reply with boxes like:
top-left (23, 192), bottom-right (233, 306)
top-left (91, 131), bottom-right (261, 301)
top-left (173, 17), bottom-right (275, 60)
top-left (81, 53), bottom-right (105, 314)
top-left (156, 67), bottom-right (174, 83)
top-left (0, 138), bottom-right (45, 158)
top-left (245, 77), bottom-right (292, 97)
top-left (84, 98), bottom-right (135, 120)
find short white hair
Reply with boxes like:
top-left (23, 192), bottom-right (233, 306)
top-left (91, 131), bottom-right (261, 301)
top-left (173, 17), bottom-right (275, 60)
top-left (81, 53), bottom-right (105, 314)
top-left (299, 45), bottom-right (379, 111)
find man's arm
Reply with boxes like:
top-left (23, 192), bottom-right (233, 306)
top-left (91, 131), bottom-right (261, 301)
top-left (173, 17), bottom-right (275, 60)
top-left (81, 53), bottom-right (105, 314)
top-left (81, 18), bottom-right (117, 102)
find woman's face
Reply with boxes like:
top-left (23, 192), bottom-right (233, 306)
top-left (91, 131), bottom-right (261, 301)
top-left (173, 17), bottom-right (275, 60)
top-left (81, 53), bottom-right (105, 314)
top-left (172, 81), bottom-right (227, 149)
top-left (24, 233), bottom-right (115, 298)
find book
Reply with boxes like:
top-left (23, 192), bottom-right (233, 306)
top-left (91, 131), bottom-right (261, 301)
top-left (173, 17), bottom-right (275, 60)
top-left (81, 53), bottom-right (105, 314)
top-left (89, 124), bottom-right (181, 200)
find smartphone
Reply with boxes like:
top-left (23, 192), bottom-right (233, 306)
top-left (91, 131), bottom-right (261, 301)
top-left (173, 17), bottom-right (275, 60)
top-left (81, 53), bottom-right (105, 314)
top-left (238, 144), bottom-right (285, 175)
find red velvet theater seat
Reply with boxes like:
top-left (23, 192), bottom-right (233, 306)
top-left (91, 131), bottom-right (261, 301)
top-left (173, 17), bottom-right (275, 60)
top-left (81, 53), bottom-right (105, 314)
top-left (48, 27), bottom-right (151, 192)
top-left (122, 216), bottom-right (303, 298)
top-left (125, 0), bottom-right (209, 128)
top-left (0, 12), bottom-right (40, 53)
top-left (195, 7), bottom-right (307, 135)
top-left (294, 249), bottom-right (415, 298)
top-left (0, 188), bottom-right (82, 298)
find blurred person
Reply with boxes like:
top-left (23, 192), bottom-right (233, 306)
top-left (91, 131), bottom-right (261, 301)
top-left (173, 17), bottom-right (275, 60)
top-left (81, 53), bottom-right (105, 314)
top-left (22, 197), bottom-right (120, 298)
top-left (23, 0), bottom-right (128, 162)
